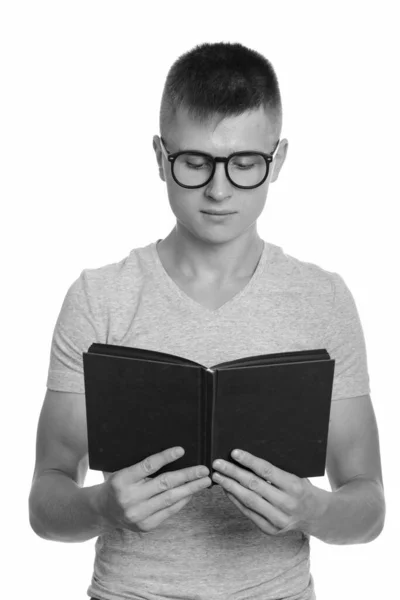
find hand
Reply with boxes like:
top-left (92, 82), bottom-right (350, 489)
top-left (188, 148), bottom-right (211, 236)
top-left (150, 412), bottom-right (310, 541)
top-left (212, 450), bottom-right (328, 536)
top-left (96, 447), bottom-right (211, 533)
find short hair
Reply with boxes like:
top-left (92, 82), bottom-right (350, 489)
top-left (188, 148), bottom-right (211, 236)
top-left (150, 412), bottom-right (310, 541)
top-left (159, 41), bottom-right (282, 139)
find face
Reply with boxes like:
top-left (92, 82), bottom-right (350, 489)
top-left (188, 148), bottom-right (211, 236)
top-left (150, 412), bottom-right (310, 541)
top-left (153, 105), bottom-right (288, 245)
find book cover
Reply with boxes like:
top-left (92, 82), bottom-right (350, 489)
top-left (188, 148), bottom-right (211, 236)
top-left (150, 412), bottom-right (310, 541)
top-left (83, 344), bottom-right (335, 483)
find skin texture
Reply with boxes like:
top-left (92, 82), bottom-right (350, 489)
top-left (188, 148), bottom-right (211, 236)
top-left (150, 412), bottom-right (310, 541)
top-left (152, 107), bottom-right (385, 544)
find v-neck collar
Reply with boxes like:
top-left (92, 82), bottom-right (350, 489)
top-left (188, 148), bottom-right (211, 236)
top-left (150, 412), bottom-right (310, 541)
top-left (149, 238), bottom-right (269, 317)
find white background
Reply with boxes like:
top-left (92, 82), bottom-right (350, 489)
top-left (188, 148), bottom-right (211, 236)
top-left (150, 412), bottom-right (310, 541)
top-left (1, 1), bottom-right (398, 598)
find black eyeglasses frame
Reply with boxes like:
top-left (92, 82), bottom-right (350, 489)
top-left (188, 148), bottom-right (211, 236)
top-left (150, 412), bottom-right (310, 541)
top-left (159, 136), bottom-right (280, 190)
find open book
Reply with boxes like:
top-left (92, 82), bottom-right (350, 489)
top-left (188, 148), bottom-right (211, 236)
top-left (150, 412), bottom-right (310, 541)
top-left (83, 343), bottom-right (335, 482)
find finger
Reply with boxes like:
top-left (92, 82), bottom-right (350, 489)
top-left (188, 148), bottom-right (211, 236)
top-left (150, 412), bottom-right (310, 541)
top-left (135, 495), bottom-right (193, 532)
top-left (225, 491), bottom-right (282, 536)
top-left (214, 474), bottom-right (290, 530)
top-left (121, 446), bottom-right (186, 485)
top-left (123, 454), bottom-right (210, 518)
top-left (213, 458), bottom-right (294, 515)
top-left (231, 450), bottom-right (300, 493)
top-left (127, 473), bottom-right (211, 525)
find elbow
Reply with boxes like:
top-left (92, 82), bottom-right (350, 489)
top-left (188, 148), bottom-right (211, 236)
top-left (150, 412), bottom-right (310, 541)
top-left (29, 512), bottom-right (48, 540)
top-left (363, 490), bottom-right (386, 543)
top-left (28, 492), bottom-right (49, 541)
top-left (367, 502), bottom-right (386, 542)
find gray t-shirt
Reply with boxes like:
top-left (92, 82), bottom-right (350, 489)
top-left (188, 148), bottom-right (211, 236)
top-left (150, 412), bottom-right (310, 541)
top-left (46, 238), bottom-right (370, 600)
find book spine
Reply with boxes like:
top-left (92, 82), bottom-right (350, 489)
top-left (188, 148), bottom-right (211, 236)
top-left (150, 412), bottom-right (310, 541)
top-left (204, 368), bottom-right (216, 473)
top-left (199, 368), bottom-right (206, 466)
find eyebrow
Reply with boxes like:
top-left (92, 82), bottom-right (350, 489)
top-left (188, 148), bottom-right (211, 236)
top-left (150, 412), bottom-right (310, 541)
top-left (162, 137), bottom-right (271, 155)
top-left (176, 146), bottom-right (265, 154)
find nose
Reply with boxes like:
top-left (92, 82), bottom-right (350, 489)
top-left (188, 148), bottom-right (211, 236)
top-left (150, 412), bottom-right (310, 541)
top-left (205, 162), bottom-right (233, 200)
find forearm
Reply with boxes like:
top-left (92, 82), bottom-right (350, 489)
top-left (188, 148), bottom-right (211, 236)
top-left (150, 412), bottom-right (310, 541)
top-left (29, 471), bottom-right (112, 543)
top-left (306, 477), bottom-right (386, 545)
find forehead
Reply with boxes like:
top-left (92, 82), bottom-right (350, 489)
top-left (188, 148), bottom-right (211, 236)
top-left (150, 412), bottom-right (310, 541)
top-left (167, 106), bottom-right (277, 153)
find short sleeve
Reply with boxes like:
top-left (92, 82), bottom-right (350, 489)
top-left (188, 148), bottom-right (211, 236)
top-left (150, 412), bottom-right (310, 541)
top-left (46, 270), bottom-right (106, 393)
top-left (324, 273), bottom-right (371, 401)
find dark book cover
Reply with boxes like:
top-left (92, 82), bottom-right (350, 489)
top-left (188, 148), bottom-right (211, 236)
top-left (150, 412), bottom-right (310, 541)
top-left (83, 344), bottom-right (335, 484)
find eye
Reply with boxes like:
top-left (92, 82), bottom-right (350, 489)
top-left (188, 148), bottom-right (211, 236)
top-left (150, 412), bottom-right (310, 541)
top-left (230, 154), bottom-right (264, 170)
top-left (238, 163), bottom-right (255, 170)
top-left (231, 161), bottom-right (255, 170)
top-left (185, 160), bottom-right (208, 169)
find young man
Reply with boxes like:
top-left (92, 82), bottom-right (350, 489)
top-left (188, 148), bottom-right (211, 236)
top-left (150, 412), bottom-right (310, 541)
top-left (29, 42), bottom-right (385, 600)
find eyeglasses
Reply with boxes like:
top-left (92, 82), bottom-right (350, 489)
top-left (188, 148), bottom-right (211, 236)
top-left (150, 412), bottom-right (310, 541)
top-left (159, 136), bottom-right (280, 190)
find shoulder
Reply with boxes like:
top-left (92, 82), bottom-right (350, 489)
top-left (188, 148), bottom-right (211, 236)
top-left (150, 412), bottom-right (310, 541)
top-left (61, 244), bottom-right (153, 329)
top-left (265, 241), bottom-right (341, 298)
top-left (69, 244), bottom-right (150, 299)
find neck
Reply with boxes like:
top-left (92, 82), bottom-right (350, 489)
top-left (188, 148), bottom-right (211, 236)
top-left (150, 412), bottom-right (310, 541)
top-left (157, 227), bottom-right (264, 283)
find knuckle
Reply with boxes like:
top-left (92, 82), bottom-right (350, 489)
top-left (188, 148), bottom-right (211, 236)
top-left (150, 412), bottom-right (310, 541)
top-left (248, 477), bottom-right (259, 491)
top-left (158, 474), bottom-right (171, 491)
top-left (163, 490), bottom-right (174, 509)
top-left (142, 457), bottom-right (154, 474)
top-left (261, 466), bottom-right (273, 481)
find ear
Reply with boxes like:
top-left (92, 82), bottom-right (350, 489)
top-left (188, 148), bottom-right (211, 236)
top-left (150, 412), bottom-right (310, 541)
top-left (153, 135), bottom-right (166, 182)
top-left (270, 138), bottom-right (288, 183)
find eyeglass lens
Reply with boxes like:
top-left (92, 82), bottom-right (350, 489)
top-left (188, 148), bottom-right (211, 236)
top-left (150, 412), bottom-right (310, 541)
top-left (173, 153), bottom-right (268, 188)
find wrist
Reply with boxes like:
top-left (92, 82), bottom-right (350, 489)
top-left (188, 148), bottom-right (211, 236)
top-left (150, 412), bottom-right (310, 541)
top-left (302, 485), bottom-right (330, 537)
top-left (87, 483), bottom-right (114, 534)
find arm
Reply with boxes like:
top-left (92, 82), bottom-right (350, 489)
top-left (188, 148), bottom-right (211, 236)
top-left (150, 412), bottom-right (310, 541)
top-left (211, 393), bottom-right (385, 545)
top-left (211, 276), bottom-right (384, 543)
top-left (307, 393), bottom-right (386, 544)
top-left (28, 389), bottom-right (112, 543)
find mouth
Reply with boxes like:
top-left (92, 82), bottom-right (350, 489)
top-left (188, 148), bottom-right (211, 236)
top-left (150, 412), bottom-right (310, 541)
top-left (201, 210), bottom-right (236, 215)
